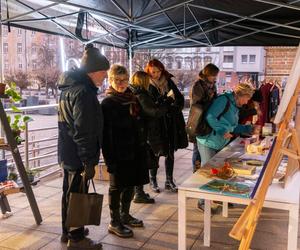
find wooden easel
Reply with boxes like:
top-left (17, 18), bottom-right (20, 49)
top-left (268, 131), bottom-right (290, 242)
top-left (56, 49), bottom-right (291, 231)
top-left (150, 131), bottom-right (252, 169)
top-left (229, 78), bottom-right (300, 249)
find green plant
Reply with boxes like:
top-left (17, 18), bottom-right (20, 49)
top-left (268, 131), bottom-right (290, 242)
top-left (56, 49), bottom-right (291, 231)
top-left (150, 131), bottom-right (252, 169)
top-left (5, 82), bottom-right (32, 143)
top-left (7, 172), bottom-right (18, 181)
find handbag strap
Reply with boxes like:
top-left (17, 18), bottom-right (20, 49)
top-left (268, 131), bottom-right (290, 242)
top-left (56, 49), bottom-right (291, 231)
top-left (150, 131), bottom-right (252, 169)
top-left (90, 179), bottom-right (96, 193)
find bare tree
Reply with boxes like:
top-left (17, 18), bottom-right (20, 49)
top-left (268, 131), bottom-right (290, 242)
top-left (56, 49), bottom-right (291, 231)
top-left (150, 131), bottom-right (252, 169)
top-left (5, 71), bottom-right (30, 95)
top-left (36, 44), bottom-right (60, 98)
top-left (36, 68), bottom-right (60, 98)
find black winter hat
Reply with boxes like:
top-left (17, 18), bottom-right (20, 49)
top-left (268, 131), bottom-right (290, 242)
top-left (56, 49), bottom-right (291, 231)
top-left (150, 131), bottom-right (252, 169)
top-left (80, 43), bottom-right (110, 73)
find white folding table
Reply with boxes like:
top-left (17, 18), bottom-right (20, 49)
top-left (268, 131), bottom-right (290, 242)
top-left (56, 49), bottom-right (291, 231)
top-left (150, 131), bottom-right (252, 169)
top-left (178, 140), bottom-right (300, 250)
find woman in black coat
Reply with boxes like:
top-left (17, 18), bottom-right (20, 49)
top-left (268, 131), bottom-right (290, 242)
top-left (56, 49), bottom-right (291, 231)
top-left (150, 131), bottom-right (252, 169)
top-left (145, 59), bottom-right (188, 193)
top-left (130, 71), bottom-right (171, 203)
top-left (102, 65), bottom-right (148, 238)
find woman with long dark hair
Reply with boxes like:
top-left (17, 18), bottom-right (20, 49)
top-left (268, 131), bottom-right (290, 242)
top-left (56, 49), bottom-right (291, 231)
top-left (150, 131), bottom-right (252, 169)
top-left (144, 59), bottom-right (188, 193)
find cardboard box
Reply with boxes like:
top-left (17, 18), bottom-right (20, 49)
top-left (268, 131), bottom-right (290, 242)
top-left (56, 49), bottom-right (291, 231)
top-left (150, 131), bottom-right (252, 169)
top-left (94, 164), bottom-right (109, 181)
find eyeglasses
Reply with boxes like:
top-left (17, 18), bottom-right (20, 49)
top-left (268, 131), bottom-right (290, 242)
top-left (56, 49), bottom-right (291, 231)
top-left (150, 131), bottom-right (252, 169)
top-left (113, 77), bottom-right (128, 84)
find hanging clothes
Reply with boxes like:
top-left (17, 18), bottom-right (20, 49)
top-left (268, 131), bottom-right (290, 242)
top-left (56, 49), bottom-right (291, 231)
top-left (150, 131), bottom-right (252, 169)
top-left (269, 85), bottom-right (280, 121)
top-left (257, 82), bottom-right (273, 126)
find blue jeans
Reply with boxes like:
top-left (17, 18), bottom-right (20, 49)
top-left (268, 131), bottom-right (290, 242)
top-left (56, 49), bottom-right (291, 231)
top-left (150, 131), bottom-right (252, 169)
top-left (197, 142), bottom-right (218, 166)
top-left (192, 142), bottom-right (201, 172)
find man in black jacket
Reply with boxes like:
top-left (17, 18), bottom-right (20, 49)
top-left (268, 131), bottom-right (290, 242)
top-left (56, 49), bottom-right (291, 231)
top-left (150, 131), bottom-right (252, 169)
top-left (58, 43), bottom-right (109, 249)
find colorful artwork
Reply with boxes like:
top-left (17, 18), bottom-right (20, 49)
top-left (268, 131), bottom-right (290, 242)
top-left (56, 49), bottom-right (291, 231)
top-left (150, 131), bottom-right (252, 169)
top-left (199, 179), bottom-right (252, 198)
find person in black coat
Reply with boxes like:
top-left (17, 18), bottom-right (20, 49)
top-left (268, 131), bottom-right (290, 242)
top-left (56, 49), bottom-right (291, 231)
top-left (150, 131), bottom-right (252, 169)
top-left (58, 44), bottom-right (109, 249)
top-left (130, 71), bottom-right (171, 203)
top-left (102, 65), bottom-right (148, 238)
top-left (145, 59), bottom-right (188, 193)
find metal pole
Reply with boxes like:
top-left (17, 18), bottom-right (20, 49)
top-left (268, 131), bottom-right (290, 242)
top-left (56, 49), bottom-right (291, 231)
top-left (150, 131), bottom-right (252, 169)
top-left (24, 119), bottom-right (29, 169)
top-left (128, 28), bottom-right (133, 77)
top-left (0, 4), bottom-right (5, 160)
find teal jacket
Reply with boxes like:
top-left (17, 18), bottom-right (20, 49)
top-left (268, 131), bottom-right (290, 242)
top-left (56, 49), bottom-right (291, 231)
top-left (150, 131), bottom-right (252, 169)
top-left (197, 92), bottom-right (252, 150)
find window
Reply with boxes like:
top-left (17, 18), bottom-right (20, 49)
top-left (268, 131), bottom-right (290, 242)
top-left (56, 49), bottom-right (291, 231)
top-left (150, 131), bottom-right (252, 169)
top-left (32, 60), bottom-right (37, 70)
top-left (204, 56), bottom-right (212, 65)
top-left (3, 26), bottom-right (8, 36)
top-left (17, 43), bottom-right (22, 54)
top-left (223, 55), bottom-right (233, 63)
top-left (17, 29), bottom-right (22, 36)
top-left (249, 55), bottom-right (256, 63)
top-left (166, 56), bottom-right (173, 69)
top-left (18, 63), bottom-right (22, 69)
top-left (4, 59), bottom-right (9, 71)
top-left (241, 55), bottom-right (248, 64)
top-left (226, 72), bottom-right (231, 82)
top-left (193, 56), bottom-right (201, 69)
top-left (32, 31), bottom-right (36, 36)
top-left (31, 44), bottom-right (37, 54)
top-left (184, 57), bottom-right (192, 69)
top-left (3, 43), bottom-right (8, 53)
top-left (69, 41), bottom-right (74, 50)
top-left (175, 57), bottom-right (183, 69)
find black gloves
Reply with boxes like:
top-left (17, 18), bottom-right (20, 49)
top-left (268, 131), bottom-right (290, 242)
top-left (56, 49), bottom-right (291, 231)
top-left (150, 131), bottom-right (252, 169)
top-left (84, 165), bottom-right (95, 180)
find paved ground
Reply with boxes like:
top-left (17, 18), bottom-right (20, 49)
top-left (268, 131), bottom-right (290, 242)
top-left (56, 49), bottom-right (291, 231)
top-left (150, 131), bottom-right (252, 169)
top-left (0, 147), bottom-right (298, 250)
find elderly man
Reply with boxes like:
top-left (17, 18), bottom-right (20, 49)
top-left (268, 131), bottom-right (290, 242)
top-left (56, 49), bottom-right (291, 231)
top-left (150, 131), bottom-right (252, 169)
top-left (58, 43), bottom-right (109, 249)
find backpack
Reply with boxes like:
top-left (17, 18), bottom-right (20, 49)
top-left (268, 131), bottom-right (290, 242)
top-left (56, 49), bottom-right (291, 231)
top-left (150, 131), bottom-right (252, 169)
top-left (186, 95), bottom-right (230, 142)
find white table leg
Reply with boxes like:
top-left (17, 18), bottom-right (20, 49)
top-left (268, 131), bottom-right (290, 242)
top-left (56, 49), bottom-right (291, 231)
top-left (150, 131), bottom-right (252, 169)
top-left (288, 204), bottom-right (299, 250)
top-left (178, 190), bottom-right (186, 250)
top-left (204, 199), bottom-right (211, 247)
top-left (222, 202), bottom-right (228, 217)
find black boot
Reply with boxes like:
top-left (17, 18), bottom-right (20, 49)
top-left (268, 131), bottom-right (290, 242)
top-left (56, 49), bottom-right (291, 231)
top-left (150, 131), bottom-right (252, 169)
top-left (108, 178), bottom-right (133, 238)
top-left (120, 194), bottom-right (143, 228)
top-left (165, 152), bottom-right (177, 192)
top-left (108, 209), bottom-right (133, 238)
top-left (165, 178), bottom-right (177, 192)
top-left (149, 168), bottom-right (160, 193)
top-left (133, 185), bottom-right (155, 204)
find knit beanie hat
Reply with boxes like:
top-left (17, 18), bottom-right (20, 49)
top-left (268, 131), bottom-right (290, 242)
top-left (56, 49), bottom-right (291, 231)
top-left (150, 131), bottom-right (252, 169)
top-left (80, 43), bottom-right (110, 73)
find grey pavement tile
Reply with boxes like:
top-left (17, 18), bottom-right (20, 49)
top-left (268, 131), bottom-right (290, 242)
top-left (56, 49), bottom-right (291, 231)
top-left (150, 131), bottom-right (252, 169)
top-left (0, 229), bottom-right (57, 250)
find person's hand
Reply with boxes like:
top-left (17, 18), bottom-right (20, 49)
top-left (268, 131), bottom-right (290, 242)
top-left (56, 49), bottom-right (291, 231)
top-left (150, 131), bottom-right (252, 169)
top-left (253, 125), bottom-right (261, 135)
top-left (84, 165), bottom-right (95, 180)
top-left (224, 132), bottom-right (233, 139)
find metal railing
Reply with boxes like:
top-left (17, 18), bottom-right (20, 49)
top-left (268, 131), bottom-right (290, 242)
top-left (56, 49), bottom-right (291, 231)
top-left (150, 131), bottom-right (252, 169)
top-left (3, 104), bottom-right (60, 179)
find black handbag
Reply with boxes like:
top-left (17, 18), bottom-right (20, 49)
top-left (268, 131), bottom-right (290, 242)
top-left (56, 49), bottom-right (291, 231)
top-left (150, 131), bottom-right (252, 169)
top-left (65, 178), bottom-right (103, 228)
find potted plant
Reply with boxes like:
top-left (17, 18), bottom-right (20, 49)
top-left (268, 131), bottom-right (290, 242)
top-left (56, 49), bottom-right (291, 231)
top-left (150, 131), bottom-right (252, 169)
top-left (25, 168), bottom-right (39, 183)
top-left (5, 82), bottom-right (32, 144)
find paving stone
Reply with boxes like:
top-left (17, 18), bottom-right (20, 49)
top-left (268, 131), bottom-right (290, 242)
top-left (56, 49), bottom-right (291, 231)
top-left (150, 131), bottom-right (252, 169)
top-left (141, 231), bottom-right (195, 250)
top-left (0, 229), bottom-right (57, 250)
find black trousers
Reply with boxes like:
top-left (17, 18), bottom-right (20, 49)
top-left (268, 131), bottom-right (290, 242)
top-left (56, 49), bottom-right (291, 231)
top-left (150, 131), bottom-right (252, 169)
top-left (62, 168), bottom-right (87, 240)
top-left (109, 174), bottom-right (134, 221)
top-left (150, 149), bottom-right (175, 180)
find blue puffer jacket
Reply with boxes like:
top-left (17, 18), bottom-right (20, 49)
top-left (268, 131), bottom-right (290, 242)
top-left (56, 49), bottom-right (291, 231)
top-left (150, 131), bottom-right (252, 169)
top-left (197, 92), bottom-right (252, 150)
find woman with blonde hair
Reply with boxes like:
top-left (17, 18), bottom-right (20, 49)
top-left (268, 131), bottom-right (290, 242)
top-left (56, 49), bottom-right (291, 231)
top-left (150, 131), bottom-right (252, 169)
top-left (129, 71), bottom-right (171, 203)
top-left (102, 65), bottom-right (147, 238)
top-left (196, 83), bottom-right (254, 211)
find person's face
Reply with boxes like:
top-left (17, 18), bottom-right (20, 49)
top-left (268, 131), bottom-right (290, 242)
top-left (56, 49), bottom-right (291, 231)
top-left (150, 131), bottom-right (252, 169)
top-left (236, 95), bottom-right (251, 107)
top-left (88, 70), bottom-right (108, 87)
top-left (207, 75), bottom-right (217, 83)
top-left (148, 66), bottom-right (162, 81)
top-left (110, 74), bottom-right (129, 93)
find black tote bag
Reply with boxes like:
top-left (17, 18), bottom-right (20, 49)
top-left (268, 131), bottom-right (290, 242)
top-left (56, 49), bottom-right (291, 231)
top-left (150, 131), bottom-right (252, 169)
top-left (65, 179), bottom-right (103, 228)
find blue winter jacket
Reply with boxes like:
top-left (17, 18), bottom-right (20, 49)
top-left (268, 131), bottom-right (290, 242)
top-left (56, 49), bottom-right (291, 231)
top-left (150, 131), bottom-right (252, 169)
top-left (197, 92), bottom-right (252, 150)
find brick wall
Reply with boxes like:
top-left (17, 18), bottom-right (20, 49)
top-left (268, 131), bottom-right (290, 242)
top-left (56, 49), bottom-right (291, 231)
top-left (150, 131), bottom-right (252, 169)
top-left (265, 46), bottom-right (297, 81)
